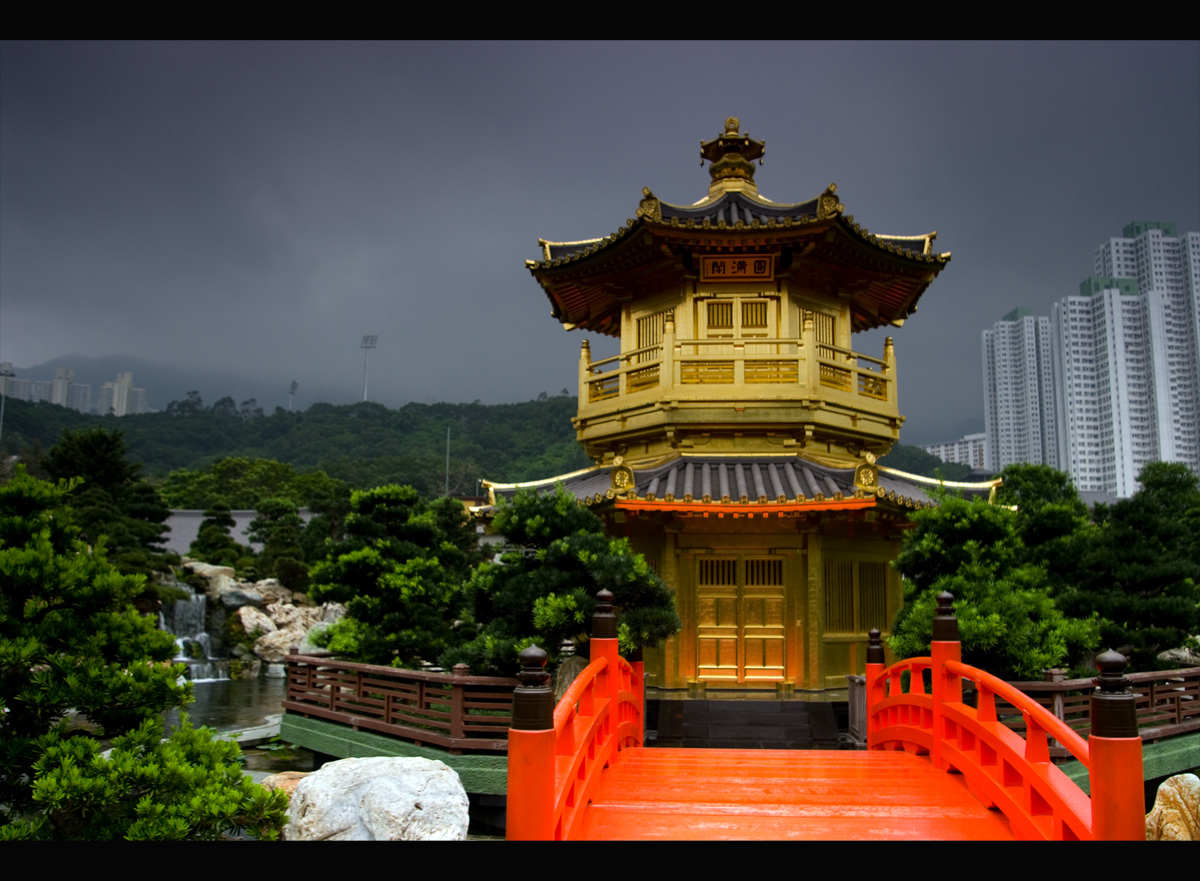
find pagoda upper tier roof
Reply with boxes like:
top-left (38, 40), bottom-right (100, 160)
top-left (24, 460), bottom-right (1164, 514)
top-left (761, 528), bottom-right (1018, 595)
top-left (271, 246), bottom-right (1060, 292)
top-left (479, 454), bottom-right (997, 516)
top-left (529, 184), bottom-right (950, 337)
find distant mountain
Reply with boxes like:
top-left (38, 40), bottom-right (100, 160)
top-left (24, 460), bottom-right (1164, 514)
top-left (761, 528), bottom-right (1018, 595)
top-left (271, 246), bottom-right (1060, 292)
top-left (9, 354), bottom-right (338, 414)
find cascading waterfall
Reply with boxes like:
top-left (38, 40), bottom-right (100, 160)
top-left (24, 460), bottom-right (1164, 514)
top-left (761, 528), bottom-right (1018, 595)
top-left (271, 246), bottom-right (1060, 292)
top-left (163, 591), bottom-right (229, 682)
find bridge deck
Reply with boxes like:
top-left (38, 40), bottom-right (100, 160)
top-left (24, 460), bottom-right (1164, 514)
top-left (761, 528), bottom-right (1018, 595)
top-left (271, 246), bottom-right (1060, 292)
top-left (575, 747), bottom-right (1016, 840)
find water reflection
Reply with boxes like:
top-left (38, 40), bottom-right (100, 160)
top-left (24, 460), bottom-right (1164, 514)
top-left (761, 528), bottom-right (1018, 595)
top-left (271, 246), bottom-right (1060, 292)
top-left (164, 678), bottom-right (287, 734)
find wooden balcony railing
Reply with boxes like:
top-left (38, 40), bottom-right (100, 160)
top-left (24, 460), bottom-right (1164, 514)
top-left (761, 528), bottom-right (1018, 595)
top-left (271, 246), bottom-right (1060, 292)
top-left (283, 651), bottom-right (517, 754)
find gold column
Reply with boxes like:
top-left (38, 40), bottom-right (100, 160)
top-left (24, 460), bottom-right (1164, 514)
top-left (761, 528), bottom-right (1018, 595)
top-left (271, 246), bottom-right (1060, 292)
top-left (806, 531), bottom-right (823, 690)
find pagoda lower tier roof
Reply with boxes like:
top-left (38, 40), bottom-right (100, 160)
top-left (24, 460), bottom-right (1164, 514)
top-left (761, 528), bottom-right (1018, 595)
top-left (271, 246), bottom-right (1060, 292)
top-left (479, 454), bottom-right (998, 516)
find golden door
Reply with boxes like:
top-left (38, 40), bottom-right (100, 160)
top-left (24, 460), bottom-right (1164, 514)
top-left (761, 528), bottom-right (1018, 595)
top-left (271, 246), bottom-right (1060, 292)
top-left (695, 557), bottom-right (786, 684)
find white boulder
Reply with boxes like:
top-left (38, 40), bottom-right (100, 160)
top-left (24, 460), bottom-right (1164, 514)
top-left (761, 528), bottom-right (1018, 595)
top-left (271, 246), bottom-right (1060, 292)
top-left (1146, 773), bottom-right (1200, 841)
top-left (284, 757), bottom-right (469, 841)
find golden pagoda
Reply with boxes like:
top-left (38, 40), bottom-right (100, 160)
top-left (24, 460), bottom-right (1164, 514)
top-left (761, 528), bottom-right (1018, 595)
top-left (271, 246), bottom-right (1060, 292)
top-left (486, 118), bottom-right (996, 693)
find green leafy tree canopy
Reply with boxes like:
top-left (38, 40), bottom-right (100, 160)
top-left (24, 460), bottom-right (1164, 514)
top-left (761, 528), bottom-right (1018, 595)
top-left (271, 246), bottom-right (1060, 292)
top-left (0, 467), bottom-right (288, 839)
top-left (442, 485), bottom-right (681, 676)
top-left (888, 490), bottom-right (1098, 680)
top-left (307, 485), bottom-right (479, 668)
top-left (1056, 461), bottom-right (1200, 670)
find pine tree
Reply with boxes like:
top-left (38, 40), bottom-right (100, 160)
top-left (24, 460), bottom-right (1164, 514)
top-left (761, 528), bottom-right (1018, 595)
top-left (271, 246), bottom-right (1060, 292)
top-left (1056, 462), bottom-right (1200, 670)
top-left (40, 427), bottom-right (171, 584)
top-left (307, 485), bottom-right (479, 667)
top-left (888, 490), bottom-right (1098, 680)
top-left (441, 485), bottom-right (681, 676)
top-left (0, 468), bottom-right (288, 840)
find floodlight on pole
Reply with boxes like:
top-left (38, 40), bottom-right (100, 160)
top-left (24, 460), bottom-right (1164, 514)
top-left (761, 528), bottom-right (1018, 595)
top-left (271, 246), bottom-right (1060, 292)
top-left (289, 381), bottom-right (299, 412)
top-left (0, 363), bottom-right (13, 444)
top-left (361, 335), bottom-right (377, 402)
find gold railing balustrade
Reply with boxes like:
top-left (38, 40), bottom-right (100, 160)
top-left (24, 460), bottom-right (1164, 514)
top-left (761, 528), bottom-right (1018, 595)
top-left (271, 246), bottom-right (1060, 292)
top-left (580, 335), bottom-right (895, 413)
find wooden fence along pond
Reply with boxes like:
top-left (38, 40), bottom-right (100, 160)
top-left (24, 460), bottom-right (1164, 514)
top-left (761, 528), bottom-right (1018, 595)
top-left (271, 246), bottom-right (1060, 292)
top-left (282, 650), bottom-right (516, 754)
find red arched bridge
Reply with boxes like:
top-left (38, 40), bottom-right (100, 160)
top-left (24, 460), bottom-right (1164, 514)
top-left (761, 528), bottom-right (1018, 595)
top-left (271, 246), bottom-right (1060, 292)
top-left (505, 591), bottom-right (1148, 841)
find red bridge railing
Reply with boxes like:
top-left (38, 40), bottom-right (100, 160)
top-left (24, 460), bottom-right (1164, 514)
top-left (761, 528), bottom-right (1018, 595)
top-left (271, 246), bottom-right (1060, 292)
top-left (866, 592), bottom-right (1146, 841)
top-left (506, 590), bottom-right (644, 840)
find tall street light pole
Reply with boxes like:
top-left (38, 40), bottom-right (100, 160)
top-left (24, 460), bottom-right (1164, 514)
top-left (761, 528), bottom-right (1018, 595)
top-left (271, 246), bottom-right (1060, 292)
top-left (0, 363), bottom-right (14, 445)
top-left (361, 335), bottom-right (377, 402)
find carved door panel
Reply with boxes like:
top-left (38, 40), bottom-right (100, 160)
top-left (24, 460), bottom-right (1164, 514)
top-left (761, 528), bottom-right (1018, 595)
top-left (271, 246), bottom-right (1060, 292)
top-left (695, 557), bottom-right (786, 684)
top-left (741, 558), bottom-right (786, 682)
top-left (696, 558), bottom-right (739, 682)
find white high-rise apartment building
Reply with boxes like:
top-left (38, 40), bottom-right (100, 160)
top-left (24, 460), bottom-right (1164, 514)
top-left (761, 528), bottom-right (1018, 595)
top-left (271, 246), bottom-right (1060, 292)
top-left (920, 432), bottom-right (987, 470)
top-left (51, 367), bottom-right (73, 407)
top-left (982, 308), bottom-right (1059, 471)
top-left (97, 371), bottom-right (148, 416)
top-left (66, 383), bottom-right (91, 414)
top-left (1049, 222), bottom-right (1199, 496)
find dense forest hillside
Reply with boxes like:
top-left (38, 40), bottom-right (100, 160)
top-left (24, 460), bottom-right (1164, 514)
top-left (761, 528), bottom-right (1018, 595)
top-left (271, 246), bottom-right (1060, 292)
top-left (1, 393), bottom-right (969, 495)
top-left (0, 393), bottom-right (590, 496)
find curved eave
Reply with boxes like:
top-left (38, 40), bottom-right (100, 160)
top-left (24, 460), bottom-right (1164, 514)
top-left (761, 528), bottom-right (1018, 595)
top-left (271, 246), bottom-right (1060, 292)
top-left (613, 497), bottom-right (878, 516)
top-left (530, 191), bottom-right (949, 333)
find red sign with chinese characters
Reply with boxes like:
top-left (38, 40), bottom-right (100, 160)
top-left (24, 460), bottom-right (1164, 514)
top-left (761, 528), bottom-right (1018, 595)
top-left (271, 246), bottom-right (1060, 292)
top-left (700, 255), bottom-right (773, 281)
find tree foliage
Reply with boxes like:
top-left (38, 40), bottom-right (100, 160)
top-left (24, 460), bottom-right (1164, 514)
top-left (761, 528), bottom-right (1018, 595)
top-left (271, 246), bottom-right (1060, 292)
top-left (1, 394), bottom-right (589, 495)
top-left (159, 456), bottom-right (348, 511)
top-left (889, 490), bottom-right (1098, 680)
top-left (188, 503), bottom-right (253, 569)
top-left (0, 468), bottom-right (288, 839)
top-left (994, 463), bottom-right (1091, 589)
top-left (1055, 462), bottom-right (1200, 670)
top-left (441, 486), bottom-right (681, 676)
top-left (40, 428), bottom-right (172, 586)
top-left (307, 485), bottom-right (480, 667)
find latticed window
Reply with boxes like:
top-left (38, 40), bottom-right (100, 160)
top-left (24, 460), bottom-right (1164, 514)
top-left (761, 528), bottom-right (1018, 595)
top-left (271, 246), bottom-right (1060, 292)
top-left (859, 563), bottom-right (887, 632)
top-left (825, 560), bottom-right (855, 632)
top-left (824, 559), bottom-right (888, 633)
top-left (707, 301), bottom-right (733, 329)
top-left (699, 558), bottom-right (737, 586)
top-left (742, 300), bottom-right (768, 329)
top-left (812, 311), bottom-right (835, 355)
top-left (745, 558), bottom-right (783, 586)
top-left (637, 310), bottom-right (668, 352)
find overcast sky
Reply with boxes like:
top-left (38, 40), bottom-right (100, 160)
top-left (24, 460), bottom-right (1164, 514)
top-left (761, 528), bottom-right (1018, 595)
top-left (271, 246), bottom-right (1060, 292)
top-left (2, 41), bottom-right (1197, 444)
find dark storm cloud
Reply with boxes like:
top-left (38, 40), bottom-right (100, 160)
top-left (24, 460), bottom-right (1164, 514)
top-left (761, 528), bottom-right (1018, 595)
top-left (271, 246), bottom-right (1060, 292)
top-left (2, 41), bottom-right (1197, 443)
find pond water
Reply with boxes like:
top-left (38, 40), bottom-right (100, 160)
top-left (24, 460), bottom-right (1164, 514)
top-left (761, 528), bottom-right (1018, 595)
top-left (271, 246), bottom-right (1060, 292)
top-left (164, 677), bottom-right (289, 734)
top-left (163, 677), bottom-right (320, 776)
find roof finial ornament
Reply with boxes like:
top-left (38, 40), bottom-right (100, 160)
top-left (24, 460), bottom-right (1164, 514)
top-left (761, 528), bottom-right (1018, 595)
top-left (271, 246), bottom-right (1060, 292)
top-left (700, 117), bottom-right (765, 193)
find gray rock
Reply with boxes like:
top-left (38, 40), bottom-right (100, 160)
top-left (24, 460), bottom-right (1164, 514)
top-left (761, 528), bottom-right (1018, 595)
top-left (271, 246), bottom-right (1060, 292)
top-left (284, 757), bottom-right (469, 841)
top-left (1157, 643), bottom-right (1200, 667)
top-left (220, 586), bottom-right (264, 608)
top-left (253, 627), bottom-right (307, 663)
top-left (236, 605), bottom-right (277, 636)
top-left (320, 602), bottom-right (347, 623)
top-left (231, 658), bottom-right (262, 680)
top-left (298, 621), bottom-right (332, 654)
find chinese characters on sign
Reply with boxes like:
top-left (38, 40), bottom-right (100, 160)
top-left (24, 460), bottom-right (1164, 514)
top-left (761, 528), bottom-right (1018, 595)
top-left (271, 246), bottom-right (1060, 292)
top-left (700, 255), bottom-right (774, 281)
